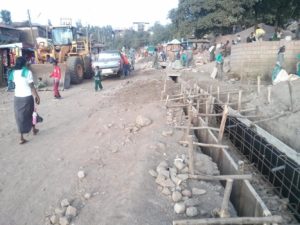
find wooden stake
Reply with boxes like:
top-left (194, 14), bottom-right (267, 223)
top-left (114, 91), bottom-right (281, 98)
top-left (238, 89), bottom-right (242, 112)
top-left (165, 95), bottom-right (169, 106)
top-left (287, 80), bottom-right (294, 112)
top-left (220, 179), bottom-right (233, 218)
top-left (267, 85), bottom-right (272, 104)
top-left (205, 100), bottom-right (210, 124)
top-left (187, 135), bottom-right (194, 175)
top-left (227, 93), bottom-right (230, 104)
top-left (172, 215), bottom-right (282, 225)
top-left (185, 103), bottom-right (192, 140)
top-left (196, 98), bottom-right (200, 113)
top-left (218, 105), bottom-right (228, 143)
top-left (257, 75), bottom-right (261, 94)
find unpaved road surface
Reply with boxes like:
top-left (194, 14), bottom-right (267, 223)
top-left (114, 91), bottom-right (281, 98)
top-left (1, 66), bottom-right (228, 225)
top-left (1, 61), bottom-right (298, 225)
top-left (0, 69), bottom-right (179, 225)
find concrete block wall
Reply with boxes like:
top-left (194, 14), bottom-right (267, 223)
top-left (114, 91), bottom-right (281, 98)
top-left (230, 41), bottom-right (300, 80)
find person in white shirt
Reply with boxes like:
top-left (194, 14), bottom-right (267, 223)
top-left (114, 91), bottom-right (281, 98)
top-left (11, 56), bottom-right (40, 144)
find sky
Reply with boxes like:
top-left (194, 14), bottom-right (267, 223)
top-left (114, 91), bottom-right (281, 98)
top-left (1, 0), bottom-right (178, 28)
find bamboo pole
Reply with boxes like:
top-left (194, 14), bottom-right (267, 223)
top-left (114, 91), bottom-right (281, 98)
top-left (267, 85), bottom-right (272, 104)
top-left (218, 105), bottom-right (229, 143)
top-left (172, 215), bottom-right (282, 225)
top-left (257, 75), bottom-right (261, 94)
top-left (205, 100), bottom-right (210, 124)
top-left (287, 80), bottom-right (294, 112)
top-left (165, 95), bottom-right (169, 106)
top-left (227, 93), bottom-right (230, 104)
top-left (238, 89), bottom-right (242, 112)
top-left (187, 135), bottom-right (194, 175)
top-left (198, 113), bottom-right (223, 117)
top-left (220, 179), bottom-right (233, 218)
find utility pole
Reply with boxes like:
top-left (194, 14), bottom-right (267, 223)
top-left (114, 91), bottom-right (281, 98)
top-left (27, 9), bottom-right (36, 48)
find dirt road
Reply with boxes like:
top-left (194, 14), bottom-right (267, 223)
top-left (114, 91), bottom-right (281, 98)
top-left (0, 68), bottom-right (177, 225)
top-left (2, 66), bottom-right (230, 225)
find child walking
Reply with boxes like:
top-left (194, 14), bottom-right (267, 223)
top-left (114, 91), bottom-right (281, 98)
top-left (94, 66), bottom-right (103, 91)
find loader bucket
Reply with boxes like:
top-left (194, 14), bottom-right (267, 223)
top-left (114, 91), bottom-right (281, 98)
top-left (30, 63), bottom-right (70, 89)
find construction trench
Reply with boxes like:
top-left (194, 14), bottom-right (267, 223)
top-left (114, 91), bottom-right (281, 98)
top-left (161, 72), bottom-right (300, 225)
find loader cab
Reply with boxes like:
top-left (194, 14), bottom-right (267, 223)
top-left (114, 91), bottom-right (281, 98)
top-left (51, 26), bottom-right (77, 46)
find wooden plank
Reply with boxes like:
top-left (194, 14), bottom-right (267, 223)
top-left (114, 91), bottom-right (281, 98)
top-left (173, 215), bottom-right (282, 225)
top-left (189, 174), bottom-right (252, 181)
top-left (218, 105), bottom-right (228, 142)
top-left (175, 126), bottom-right (220, 132)
top-left (179, 141), bottom-right (229, 149)
top-left (220, 179), bottom-right (233, 218)
top-left (187, 135), bottom-right (194, 175)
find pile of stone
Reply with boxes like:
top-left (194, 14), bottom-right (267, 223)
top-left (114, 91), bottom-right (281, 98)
top-left (46, 199), bottom-right (78, 225)
top-left (149, 155), bottom-right (213, 217)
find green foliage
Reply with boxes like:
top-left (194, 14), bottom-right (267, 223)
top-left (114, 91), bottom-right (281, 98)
top-left (149, 22), bottom-right (174, 45)
top-left (168, 0), bottom-right (300, 37)
top-left (0, 10), bottom-right (12, 25)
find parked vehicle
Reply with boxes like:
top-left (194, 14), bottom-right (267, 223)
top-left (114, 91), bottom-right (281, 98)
top-left (92, 50), bottom-right (123, 77)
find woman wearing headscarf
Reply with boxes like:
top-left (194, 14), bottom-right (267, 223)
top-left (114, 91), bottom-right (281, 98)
top-left (11, 56), bottom-right (40, 144)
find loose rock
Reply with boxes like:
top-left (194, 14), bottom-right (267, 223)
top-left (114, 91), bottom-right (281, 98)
top-left (60, 199), bottom-right (70, 208)
top-left (172, 191), bottom-right (182, 202)
top-left (59, 217), bottom-right (69, 225)
top-left (84, 193), bottom-right (91, 200)
top-left (186, 207), bottom-right (198, 217)
top-left (162, 187), bottom-right (171, 196)
top-left (65, 206), bottom-right (77, 218)
top-left (50, 215), bottom-right (59, 224)
top-left (55, 208), bottom-right (66, 217)
top-left (192, 188), bottom-right (207, 195)
top-left (174, 202), bottom-right (186, 214)
top-left (77, 170), bottom-right (85, 179)
top-left (182, 189), bottom-right (192, 197)
top-left (148, 169), bottom-right (158, 177)
top-left (174, 159), bottom-right (185, 171)
top-left (135, 115), bottom-right (152, 127)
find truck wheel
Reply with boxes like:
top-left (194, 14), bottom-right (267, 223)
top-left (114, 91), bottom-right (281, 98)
top-left (66, 56), bottom-right (84, 84)
top-left (83, 56), bottom-right (93, 79)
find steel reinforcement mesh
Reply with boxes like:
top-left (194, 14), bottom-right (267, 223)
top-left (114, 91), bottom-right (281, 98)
top-left (215, 105), bottom-right (300, 221)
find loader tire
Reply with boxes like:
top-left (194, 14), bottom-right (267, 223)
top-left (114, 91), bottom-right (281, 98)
top-left (66, 56), bottom-right (84, 84)
top-left (83, 56), bottom-right (93, 79)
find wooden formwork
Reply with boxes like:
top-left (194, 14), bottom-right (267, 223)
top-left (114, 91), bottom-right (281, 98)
top-left (162, 75), bottom-right (281, 224)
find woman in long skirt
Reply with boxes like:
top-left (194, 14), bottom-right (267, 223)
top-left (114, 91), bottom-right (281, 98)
top-left (12, 57), bottom-right (40, 144)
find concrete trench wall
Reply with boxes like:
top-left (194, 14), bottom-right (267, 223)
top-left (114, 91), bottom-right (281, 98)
top-left (230, 40), bottom-right (300, 80)
top-left (194, 117), bottom-right (271, 217)
top-left (177, 78), bottom-right (271, 218)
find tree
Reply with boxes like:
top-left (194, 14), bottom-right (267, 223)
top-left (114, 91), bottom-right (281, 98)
top-left (0, 10), bottom-right (12, 25)
top-left (168, 0), bottom-right (300, 38)
top-left (149, 22), bottom-right (174, 45)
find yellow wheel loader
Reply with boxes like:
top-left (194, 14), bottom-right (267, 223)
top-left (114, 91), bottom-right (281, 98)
top-left (31, 26), bottom-right (93, 89)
